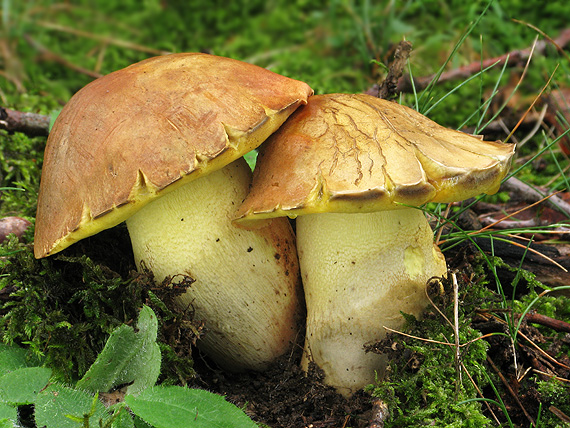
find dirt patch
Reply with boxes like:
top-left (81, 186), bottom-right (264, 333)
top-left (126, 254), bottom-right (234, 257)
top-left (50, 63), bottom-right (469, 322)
top-left (189, 346), bottom-right (374, 428)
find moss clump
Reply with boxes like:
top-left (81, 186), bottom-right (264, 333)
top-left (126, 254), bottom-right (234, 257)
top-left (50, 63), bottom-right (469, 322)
top-left (366, 249), bottom-right (570, 428)
top-left (536, 378), bottom-right (570, 428)
top-left (0, 133), bottom-right (44, 219)
top-left (366, 272), bottom-right (495, 427)
top-left (0, 229), bottom-right (196, 384)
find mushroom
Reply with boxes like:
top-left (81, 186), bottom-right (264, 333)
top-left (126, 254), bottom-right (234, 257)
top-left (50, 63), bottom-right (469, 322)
top-left (34, 53), bottom-right (313, 371)
top-left (235, 93), bottom-right (515, 395)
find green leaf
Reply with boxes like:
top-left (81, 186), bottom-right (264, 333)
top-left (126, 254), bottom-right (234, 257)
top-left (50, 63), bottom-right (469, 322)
top-left (0, 346), bottom-right (29, 376)
top-left (35, 383), bottom-right (108, 428)
top-left (133, 415), bottom-right (154, 428)
top-left (76, 305), bottom-right (161, 395)
top-left (125, 385), bottom-right (258, 428)
top-left (243, 150), bottom-right (258, 171)
top-left (49, 109), bottom-right (62, 132)
top-left (0, 403), bottom-right (17, 425)
top-left (0, 419), bottom-right (15, 428)
top-left (110, 407), bottom-right (136, 428)
top-left (109, 407), bottom-right (135, 428)
top-left (0, 367), bottom-right (51, 405)
top-left (118, 336), bottom-right (161, 396)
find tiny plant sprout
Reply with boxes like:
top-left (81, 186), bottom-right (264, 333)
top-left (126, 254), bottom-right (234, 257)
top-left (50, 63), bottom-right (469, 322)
top-left (235, 93), bottom-right (515, 395)
top-left (34, 53), bottom-right (313, 371)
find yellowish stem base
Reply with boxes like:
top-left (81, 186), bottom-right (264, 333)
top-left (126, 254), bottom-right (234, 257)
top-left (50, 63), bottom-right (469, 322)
top-left (297, 208), bottom-right (447, 396)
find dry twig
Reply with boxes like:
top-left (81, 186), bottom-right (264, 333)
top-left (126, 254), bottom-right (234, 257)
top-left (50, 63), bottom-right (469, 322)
top-left (376, 40), bottom-right (413, 100)
top-left (477, 311), bottom-right (570, 372)
top-left (549, 406), bottom-right (570, 424)
top-left (395, 28), bottom-right (570, 94)
top-left (452, 274), bottom-right (462, 393)
top-left (367, 399), bottom-right (390, 428)
top-left (502, 176), bottom-right (570, 218)
top-left (521, 311), bottom-right (570, 333)
top-left (0, 107), bottom-right (50, 136)
top-left (486, 354), bottom-right (536, 427)
top-left (35, 20), bottom-right (171, 56)
top-left (24, 34), bottom-right (103, 79)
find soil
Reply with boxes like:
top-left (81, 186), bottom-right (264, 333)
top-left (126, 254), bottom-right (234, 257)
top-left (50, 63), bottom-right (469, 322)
top-left (190, 347), bottom-right (374, 428)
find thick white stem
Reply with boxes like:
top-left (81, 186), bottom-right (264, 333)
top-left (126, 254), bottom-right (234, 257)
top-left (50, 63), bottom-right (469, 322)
top-left (126, 159), bottom-right (301, 371)
top-left (297, 208), bottom-right (446, 396)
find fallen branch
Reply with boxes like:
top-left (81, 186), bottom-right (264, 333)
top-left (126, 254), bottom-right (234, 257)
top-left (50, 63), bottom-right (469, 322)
top-left (367, 399), bottom-right (390, 428)
top-left (376, 40), bottom-right (413, 100)
top-left (367, 28), bottom-right (570, 95)
top-left (478, 216), bottom-right (552, 230)
top-left (502, 176), bottom-right (570, 219)
top-left (0, 107), bottom-right (50, 136)
top-left (477, 310), bottom-right (570, 372)
top-left (35, 20), bottom-right (171, 57)
top-left (522, 311), bottom-right (570, 334)
top-left (549, 406), bottom-right (570, 424)
top-left (24, 34), bottom-right (103, 80)
top-left (486, 354), bottom-right (536, 427)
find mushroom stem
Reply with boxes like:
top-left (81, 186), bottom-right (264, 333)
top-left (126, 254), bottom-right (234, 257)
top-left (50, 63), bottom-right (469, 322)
top-left (296, 208), bottom-right (446, 396)
top-left (126, 158), bottom-right (301, 371)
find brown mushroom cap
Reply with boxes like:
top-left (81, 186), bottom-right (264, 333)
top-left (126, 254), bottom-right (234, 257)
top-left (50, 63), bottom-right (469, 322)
top-left (34, 53), bottom-right (313, 258)
top-left (235, 93), bottom-right (515, 225)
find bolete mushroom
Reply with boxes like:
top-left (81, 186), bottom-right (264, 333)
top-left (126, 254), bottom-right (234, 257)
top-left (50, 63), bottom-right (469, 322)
top-left (34, 53), bottom-right (313, 371)
top-left (235, 93), bottom-right (515, 395)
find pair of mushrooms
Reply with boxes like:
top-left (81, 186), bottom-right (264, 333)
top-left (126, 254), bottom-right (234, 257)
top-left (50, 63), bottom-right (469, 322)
top-left (34, 53), bottom-right (514, 396)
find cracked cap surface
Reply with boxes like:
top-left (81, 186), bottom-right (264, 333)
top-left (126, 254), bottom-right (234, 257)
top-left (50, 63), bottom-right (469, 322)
top-left (34, 53), bottom-right (312, 258)
top-left (235, 93), bottom-right (515, 226)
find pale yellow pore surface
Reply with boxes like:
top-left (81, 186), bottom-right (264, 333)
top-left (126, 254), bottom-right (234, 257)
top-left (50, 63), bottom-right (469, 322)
top-left (126, 159), bottom-right (301, 371)
top-left (297, 209), bottom-right (446, 396)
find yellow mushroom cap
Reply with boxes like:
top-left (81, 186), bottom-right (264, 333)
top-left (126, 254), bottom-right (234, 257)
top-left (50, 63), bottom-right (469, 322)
top-left (235, 93), bottom-right (515, 226)
top-left (34, 53), bottom-right (313, 258)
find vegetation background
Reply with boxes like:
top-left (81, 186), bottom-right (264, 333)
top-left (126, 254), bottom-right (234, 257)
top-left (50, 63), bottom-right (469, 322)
top-left (1, 0), bottom-right (569, 427)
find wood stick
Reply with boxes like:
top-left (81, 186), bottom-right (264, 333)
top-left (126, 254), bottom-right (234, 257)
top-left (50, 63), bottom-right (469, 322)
top-left (367, 28), bottom-right (570, 95)
top-left (35, 20), bottom-right (171, 56)
top-left (401, 28), bottom-right (570, 93)
top-left (522, 311), bottom-right (570, 334)
top-left (377, 40), bottom-right (413, 100)
top-left (0, 107), bottom-right (50, 136)
top-left (24, 34), bottom-right (103, 80)
top-left (550, 406), bottom-right (570, 424)
top-left (486, 354), bottom-right (536, 427)
top-left (367, 399), bottom-right (390, 428)
top-left (502, 176), bottom-right (570, 218)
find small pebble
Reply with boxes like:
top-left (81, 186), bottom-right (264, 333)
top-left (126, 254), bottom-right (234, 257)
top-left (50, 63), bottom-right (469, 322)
top-left (0, 216), bottom-right (31, 243)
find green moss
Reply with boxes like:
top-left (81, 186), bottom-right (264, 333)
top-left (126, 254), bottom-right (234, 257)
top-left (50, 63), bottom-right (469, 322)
top-left (366, 252), bottom-right (570, 427)
top-left (0, 135), bottom-right (43, 218)
top-left (0, 233), bottom-right (195, 384)
top-left (0, 238), bottom-right (136, 379)
top-left (536, 378), bottom-right (570, 428)
top-left (367, 272), bottom-right (496, 427)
